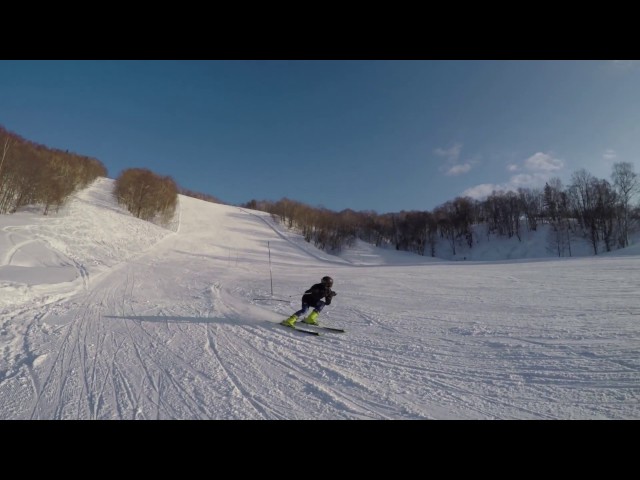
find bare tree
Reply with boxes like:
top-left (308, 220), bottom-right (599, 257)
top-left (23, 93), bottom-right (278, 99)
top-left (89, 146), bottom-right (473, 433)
top-left (518, 187), bottom-right (542, 231)
top-left (0, 136), bottom-right (11, 179)
top-left (434, 203), bottom-right (456, 255)
top-left (611, 162), bottom-right (639, 247)
top-left (114, 168), bottom-right (178, 224)
top-left (569, 169), bottom-right (600, 254)
top-left (593, 179), bottom-right (617, 252)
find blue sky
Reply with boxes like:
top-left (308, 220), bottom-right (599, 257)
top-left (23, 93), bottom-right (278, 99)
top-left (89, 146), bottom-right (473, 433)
top-left (1, 60), bottom-right (638, 213)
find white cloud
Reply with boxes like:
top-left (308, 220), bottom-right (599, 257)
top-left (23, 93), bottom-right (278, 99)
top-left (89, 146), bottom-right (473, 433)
top-left (524, 152), bottom-right (564, 172)
top-left (434, 144), bottom-right (462, 162)
top-left (435, 143), bottom-right (476, 176)
top-left (462, 152), bottom-right (564, 200)
top-left (445, 163), bottom-right (473, 176)
top-left (509, 173), bottom-right (550, 188)
top-left (462, 183), bottom-right (499, 199)
top-left (603, 149), bottom-right (617, 161)
top-left (463, 173), bottom-right (555, 200)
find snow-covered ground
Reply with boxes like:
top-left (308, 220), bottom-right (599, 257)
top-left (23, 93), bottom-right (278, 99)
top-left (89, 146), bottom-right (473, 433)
top-left (0, 178), bottom-right (638, 419)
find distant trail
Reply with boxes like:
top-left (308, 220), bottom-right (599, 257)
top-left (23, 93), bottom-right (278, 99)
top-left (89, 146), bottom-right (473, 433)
top-left (237, 208), bottom-right (353, 265)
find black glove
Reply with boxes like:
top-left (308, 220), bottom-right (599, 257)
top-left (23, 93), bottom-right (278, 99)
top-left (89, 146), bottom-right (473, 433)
top-left (329, 290), bottom-right (337, 297)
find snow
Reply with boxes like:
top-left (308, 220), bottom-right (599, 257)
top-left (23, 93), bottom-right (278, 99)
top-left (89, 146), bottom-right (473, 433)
top-left (0, 177), bottom-right (638, 419)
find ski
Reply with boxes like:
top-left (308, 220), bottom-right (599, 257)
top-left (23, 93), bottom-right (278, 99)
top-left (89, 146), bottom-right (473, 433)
top-left (278, 324), bottom-right (320, 336)
top-left (302, 324), bottom-right (345, 333)
top-left (319, 326), bottom-right (345, 333)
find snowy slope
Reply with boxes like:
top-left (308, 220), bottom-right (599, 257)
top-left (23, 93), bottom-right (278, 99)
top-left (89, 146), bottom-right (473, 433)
top-left (0, 178), bottom-right (639, 419)
top-left (0, 177), bottom-right (172, 310)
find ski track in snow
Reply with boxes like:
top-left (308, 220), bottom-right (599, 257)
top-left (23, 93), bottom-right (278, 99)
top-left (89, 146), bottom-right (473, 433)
top-left (0, 178), bottom-right (639, 419)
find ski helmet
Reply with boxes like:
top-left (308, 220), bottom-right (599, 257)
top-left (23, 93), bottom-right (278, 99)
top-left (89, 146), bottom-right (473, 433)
top-left (321, 276), bottom-right (333, 287)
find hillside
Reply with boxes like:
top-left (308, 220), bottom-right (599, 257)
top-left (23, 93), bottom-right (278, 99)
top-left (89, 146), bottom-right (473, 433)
top-left (0, 178), bottom-right (638, 419)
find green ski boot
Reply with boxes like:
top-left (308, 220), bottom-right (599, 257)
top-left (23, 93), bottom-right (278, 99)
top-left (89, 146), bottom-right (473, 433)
top-left (302, 310), bottom-right (319, 325)
top-left (280, 315), bottom-right (298, 328)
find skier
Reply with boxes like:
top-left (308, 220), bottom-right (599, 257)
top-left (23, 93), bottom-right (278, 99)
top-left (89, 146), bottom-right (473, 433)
top-left (281, 276), bottom-right (337, 327)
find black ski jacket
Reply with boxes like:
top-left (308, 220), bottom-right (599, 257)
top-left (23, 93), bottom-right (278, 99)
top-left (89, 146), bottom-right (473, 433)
top-left (302, 283), bottom-right (336, 305)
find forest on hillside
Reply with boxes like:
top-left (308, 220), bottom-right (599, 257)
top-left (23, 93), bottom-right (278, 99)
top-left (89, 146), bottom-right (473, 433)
top-left (2, 124), bottom-right (638, 258)
top-left (244, 163), bottom-right (640, 258)
top-left (0, 125), bottom-right (184, 225)
top-left (0, 125), bottom-right (107, 215)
